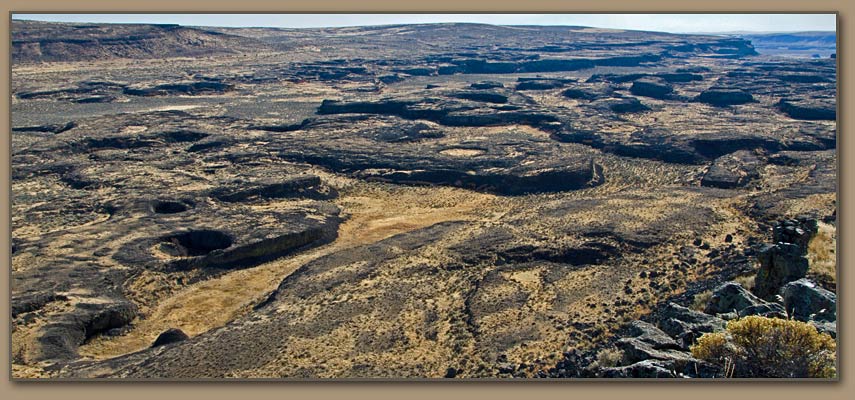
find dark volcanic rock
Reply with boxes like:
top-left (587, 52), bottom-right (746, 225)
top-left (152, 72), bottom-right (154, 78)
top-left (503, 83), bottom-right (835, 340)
top-left (658, 303), bottom-right (726, 349)
top-left (617, 321), bottom-right (693, 364)
top-left (752, 218), bottom-right (819, 298)
top-left (657, 73), bottom-right (704, 83)
top-left (625, 321), bottom-right (680, 349)
top-left (210, 175), bottom-right (333, 202)
top-left (780, 279), bottom-right (836, 322)
top-left (515, 78), bottom-right (573, 90)
top-left (607, 97), bottom-right (650, 113)
top-left (115, 207), bottom-right (340, 272)
top-left (11, 20), bottom-right (837, 380)
top-left (72, 95), bottom-right (117, 104)
top-left (773, 218), bottom-right (818, 252)
top-left (777, 98), bottom-right (836, 120)
top-left (704, 282), bottom-right (764, 314)
top-left (700, 150), bottom-right (761, 189)
top-left (452, 91), bottom-right (509, 104)
top-left (600, 360), bottom-right (676, 378)
top-left (267, 114), bottom-right (604, 195)
top-left (704, 282), bottom-right (786, 318)
top-left (34, 300), bottom-right (137, 361)
top-left (696, 88), bottom-right (754, 106)
top-left (470, 81), bottom-right (504, 90)
top-left (123, 81), bottom-right (234, 96)
top-left (630, 79), bottom-right (673, 99)
top-left (13, 121), bottom-right (77, 134)
top-left (753, 243), bottom-right (810, 299)
top-left (371, 121), bottom-right (445, 142)
top-left (11, 292), bottom-right (69, 318)
top-left (12, 20), bottom-right (271, 63)
top-left (152, 328), bottom-right (190, 348)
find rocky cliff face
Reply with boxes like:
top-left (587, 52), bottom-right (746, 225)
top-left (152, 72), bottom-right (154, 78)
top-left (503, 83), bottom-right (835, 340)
top-left (12, 20), bottom-right (272, 63)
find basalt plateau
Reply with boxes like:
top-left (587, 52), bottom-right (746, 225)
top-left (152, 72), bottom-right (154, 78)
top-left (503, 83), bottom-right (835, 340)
top-left (10, 20), bottom-right (837, 379)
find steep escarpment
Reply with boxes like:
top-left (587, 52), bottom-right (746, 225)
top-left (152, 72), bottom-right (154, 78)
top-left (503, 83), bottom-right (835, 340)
top-left (12, 20), bottom-right (272, 63)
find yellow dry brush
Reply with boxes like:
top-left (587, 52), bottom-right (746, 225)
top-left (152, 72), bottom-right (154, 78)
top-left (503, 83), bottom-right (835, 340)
top-left (691, 315), bottom-right (836, 378)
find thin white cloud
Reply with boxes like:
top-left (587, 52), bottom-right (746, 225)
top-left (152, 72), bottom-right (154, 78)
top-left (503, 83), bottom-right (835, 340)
top-left (12, 13), bottom-right (836, 33)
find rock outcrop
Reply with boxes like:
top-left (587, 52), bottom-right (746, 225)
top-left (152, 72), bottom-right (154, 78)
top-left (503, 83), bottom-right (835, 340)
top-left (780, 279), bottom-right (836, 322)
top-left (753, 219), bottom-right (819, 299)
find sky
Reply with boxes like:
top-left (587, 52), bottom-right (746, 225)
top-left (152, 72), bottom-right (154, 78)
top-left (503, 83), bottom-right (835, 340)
top-left (11, 13), bottom-right (837, 33)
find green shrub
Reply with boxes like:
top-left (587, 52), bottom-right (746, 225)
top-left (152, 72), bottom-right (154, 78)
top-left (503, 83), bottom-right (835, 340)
top-left (691, 315), bottom-right (836, 378)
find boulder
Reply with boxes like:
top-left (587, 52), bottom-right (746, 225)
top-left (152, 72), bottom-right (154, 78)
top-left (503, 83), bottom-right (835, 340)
top-left (810, 320), bottom-right (837, 338)
top-left (659, 303), bottom-right (726, 349)
top-left (152, 328), bottom-right (189, 348)
top-left (704, 282), bottom-right (765, 314)
top-left (625, 320), bottom-right (680, 349)
top-left (617, 321), bottom-right (695, 365)
top-left (780, 278), bottom-right (836, 322)
top-left (753, 243), bottom-right (810, 299)
top-left (600, 360), bottom-right (676, 378)
top-left (773, 218), bottom-right (818, 253)
top-left (737, 303), bottom-right (787, 319)
top-left (616, 338), bottom-right (694, 365)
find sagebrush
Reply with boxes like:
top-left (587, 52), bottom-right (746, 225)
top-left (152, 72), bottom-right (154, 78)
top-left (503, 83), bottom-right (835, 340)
top-left (691, 316), bottom-right (836, 378)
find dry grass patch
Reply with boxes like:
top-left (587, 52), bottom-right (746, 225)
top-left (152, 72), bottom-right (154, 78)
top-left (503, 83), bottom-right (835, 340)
top-left (691, 289), bottom-right (713, 312)
top-left (732, 274), bottom-right (756, 291)
top-left (590, 347), bottom-right (625, 369)
top-left (807, 222), bottom-right (836, 290)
